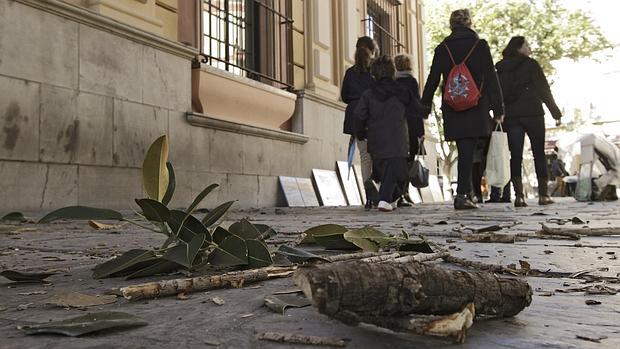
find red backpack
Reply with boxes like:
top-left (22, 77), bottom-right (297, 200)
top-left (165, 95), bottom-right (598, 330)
top-left (442, 40), bottom-right (482, 112)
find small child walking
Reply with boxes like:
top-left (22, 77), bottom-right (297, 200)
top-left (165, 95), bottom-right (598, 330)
top-left (354, 56), bottom-right (412, 212)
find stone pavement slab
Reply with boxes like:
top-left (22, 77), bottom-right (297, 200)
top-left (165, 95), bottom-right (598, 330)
top-left (1, 198), bottom-right (619, 348)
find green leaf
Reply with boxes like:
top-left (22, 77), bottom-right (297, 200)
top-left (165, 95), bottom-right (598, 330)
top-left (161, 162), bottom-right (176, 206)
top-left (1, 212), bottom-right (27, 222)
top-left (395, 239), bottom-right (434, 253)
top-left (343, 226), bottom-right (390, 252)
top-left (254, 224), bottom-right (278, 240)
top-left (168, 210), bottom-right (212, 244)
top-left (299, 224), bottom-right (348, 244)
top-left (212, 226), bottom-right (232, 245)
top-left (142, 135), bottom-right (169, 202)
top-left (202, 201), bottom-right (235, 227)
top-left (275, 245), bottom-right (328, 263)
top-left (246, 239), bottom-right (273, 268)
top-left (0, 270), bottom-right (55, 283)
top-left (208, 235), bottom-right (248, 266)
top-left (161, 233), bottom-right (206, 269)
top-left (174, 184), bottom-right (219, 237)
top-left (38, 206), bottom-right (123, 224)
top-left (124, 259), bottom-right (180, 280)
top-left (229, 219), bottom-right (261, 240)
top-left (18, 311), bottom-right (148, 337)
top-left (264, 293), bottom-right (311, 314)
top-left (134, 199), bottom-right (170, 224)
top-left (92, 249), bottom-right (156, 279)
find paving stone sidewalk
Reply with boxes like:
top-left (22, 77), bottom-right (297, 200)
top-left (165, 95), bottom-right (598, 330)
top-left (1, 198), bottom-right (619, 348)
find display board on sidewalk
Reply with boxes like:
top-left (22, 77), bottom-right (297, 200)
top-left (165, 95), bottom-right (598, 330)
top-left (312, 169), bottom-right (348, 206)
top-left (336, 161), bottom-right (362, 206)
top-left (278, 176), bottom-right (319, 207)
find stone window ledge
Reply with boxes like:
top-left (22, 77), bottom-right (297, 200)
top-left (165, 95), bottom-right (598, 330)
top-left (186, 112), bottom-right (309, 144)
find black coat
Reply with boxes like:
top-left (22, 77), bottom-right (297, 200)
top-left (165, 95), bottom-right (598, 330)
top-left (341, 66), bottom-right (374, 135)
top-left (354, 78), bottom-right (412, 159)
top-left (495, 55), bottom-right (562, 120)
top-left (421, 27), bottom-right (504, 141)
top-left (396, 73), bottom-right (425, 139)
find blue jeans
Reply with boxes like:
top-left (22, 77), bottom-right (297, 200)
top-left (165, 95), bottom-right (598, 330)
top-left (505, 116), bottom-right (548, 179)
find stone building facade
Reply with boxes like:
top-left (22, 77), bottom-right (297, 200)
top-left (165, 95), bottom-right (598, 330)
top-left (0, 0), bottom-right (432, 211)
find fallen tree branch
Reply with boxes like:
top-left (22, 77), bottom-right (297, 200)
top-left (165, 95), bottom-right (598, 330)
top-left (119, 266), bottom-right (295, 301)
top-left (392, 251), bottom-right (450, 263)
top-left (295, 260), bottom-right (532, 324)
top-left (540, 223), bottom-right (620, 237)
top-left (325, 251), bottom-right (419, 263)
top-left (256, 332), bottom-right (347, 347)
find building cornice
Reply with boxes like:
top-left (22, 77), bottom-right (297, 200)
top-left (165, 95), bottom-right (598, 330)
top-left (13, 0), bottom-right (198, 60)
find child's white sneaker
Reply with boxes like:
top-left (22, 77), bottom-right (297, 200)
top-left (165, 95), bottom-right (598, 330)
top-left (377, 201), bottom-right (393, 212)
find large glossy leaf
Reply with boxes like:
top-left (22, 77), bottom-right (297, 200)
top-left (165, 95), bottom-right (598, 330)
top-left (0, 270), bottom-right (55, 283)
top-left (92, 249), bottom-right (156, 279)
top-left (343, 226), bottom-right (390, 252)
top-left (168, 210), bottom-right (212, 244)
top-left (1, 212), bottom-right (27, 222)
top-left (275, 245), bottom-right (328, 263)
top-left (212, 226), bottom-right (232, 245)
top-left (299, 224), bottom-right (348, 244)
top-left (208, 235), bottom-right (248, 266)
top-left (229, 219), bottom-right (261, 240)
top-left (161, 233), bottom-right (205, 269)
top-left (202, 201), bottom-right (235, 227)
top-left (246, 239), bottom-right (273, 268)
top-left (174, 184), bottom-right (219, 237)
top-left (161, 162), bottom-right (176, 206)
top-left (38, 206), bottom-right (123, 224)
top-left (264, 293), bottom-right (311, 314)
top-left (142, 135), bottom-right (169, 202)
top-left (254, 224), bottom-right (278, 240)
top-left (18, 311), bottom-right (148, 337)
top-left (135, 199), bottom-right (170, 224)
top-left (124, 259), bottom-right (180, 280)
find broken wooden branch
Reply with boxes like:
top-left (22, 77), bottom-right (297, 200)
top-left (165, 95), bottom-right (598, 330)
top-left (257, 332), bottom-right (347, 347)
top-left (392, 251), bottom-right (450, 263)
top-left (119, 266), bottom-right (295, 301)
top-left (325, 251), bottom-right (419, 263)
top-left (462, 233), bottom-right (516, 243)
top-left (540, 223), bottom-right (620, 237)
top-left (356, 303), bottom-right (475, 344)
top-left (294, 260), bottom-right (532, 326)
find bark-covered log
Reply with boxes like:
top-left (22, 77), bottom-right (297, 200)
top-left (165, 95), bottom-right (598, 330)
top-left (294, 260), bottom-right (532, 322)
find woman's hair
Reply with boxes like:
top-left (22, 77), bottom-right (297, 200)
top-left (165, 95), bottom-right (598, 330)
top-left (371, 55), bottom-right (395, 80)
top-left (354, 36), bottom-right (377, 72)
top-left (449, 9), bottom-right (472, 30)
top-left (394, 54), bottom-right (413, 71)
top-left (502, 36), bottom-right (526, 58)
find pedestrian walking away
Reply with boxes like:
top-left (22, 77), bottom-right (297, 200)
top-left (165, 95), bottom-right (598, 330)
top-left (341, 36), bottom-right (380, 209)
top-left (420, 9), bottom-right (505, 210)
top-left (496, 36), bottom-right (563, 207)
top-left (355, 56), bottom-right (412, 212)
top-left (394, 53), bottom-right (429, 206)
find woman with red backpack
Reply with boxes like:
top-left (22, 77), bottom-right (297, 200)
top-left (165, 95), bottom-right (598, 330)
top-left (496, 36), bottom-right (562, 207)
top-left (420, 9), bottom-right (504, 210)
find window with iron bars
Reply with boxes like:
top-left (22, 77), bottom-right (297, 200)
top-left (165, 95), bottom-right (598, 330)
top-left (363, 0), bottom-right (405, 57)
top-left (202, 0), bottom-right (294, 90)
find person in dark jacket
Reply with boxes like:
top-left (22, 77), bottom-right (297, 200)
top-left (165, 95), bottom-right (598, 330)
top-left (420, 9), bottom-right (505, 210)
top-left (496, 36), bottom-right (562, 207)
top-left (394, 54), bottom-right (426, 206)
top-left (355, 55), bottom-right (412, 212)
top-left (341, 36), bottom-right (379, 209)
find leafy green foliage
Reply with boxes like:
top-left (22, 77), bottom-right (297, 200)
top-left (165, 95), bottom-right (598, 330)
top-left (161, 162), bottom-right (176, 206)
top-left (202, 201), bottom-right (236, 227)
top-left (142, 135), bottom-right (170, 202)
top-left (208, 235), bottom-right (248, 266)
top-left (135, 199), bottom-right (170, 224)
top-left (246, 239), bottom-right (273, 268)
top-left (38, 206), bottom-right (123, 224)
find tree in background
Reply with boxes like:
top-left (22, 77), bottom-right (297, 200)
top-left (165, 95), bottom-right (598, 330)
top-left (425, 0), bottom-right (613, 178)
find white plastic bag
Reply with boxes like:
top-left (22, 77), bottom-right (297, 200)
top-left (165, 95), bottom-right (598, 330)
top-left (485, 123), bottom-right (510, 187)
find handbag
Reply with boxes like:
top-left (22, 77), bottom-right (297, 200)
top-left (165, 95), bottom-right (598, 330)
top-left (485, 123), bottom-right (511, 187)
top-left (409, 139), bottom-right (429, 188)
